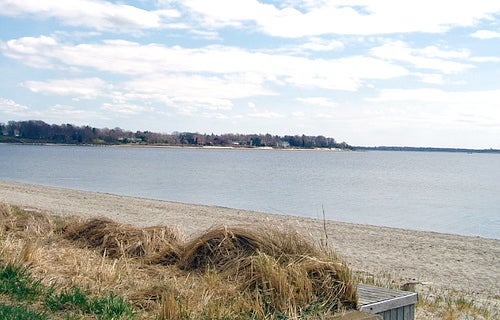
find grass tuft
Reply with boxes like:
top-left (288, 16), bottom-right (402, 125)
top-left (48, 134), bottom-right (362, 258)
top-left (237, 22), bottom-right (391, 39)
top-left (64, 217), bottom-right (182, 259)
top-left (0, 261), bottom-right (43, 299)
top-left (44, 286), bottom-right (135, 319)
top-left (178, 226), bottom-right (357, 317)
top-left (90, 293), bottom-right (136, 319)
top-left (45, 286), bottom-right (90, 312)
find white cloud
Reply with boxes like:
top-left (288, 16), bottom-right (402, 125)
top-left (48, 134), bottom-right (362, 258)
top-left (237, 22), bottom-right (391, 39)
top-left (200, 112), bottom-right (235, 120)
top-left (23, 78), bottom-right (111, 99)
top-left (102, 103), bottom-right (154, 115)
top-left (168, 97), bottom-right (233, 115)
top-left (2, 0), bottom-right (497, 39)
top-left (188, 29), bottom-right (221, 40)
top-left (291, 111), bottom-right (305, 117)
top-left (297, 97), bottom-right (338, 108)
top-left (470, 30), bottom-right (500, 39)
top-left (1, 36), bottom-right (408, 92)
top-left (248, 110), bottom-right (283, 119)
top-left (0, 97), bottom-right (30, 114)
top-left (179, 0), bottom-right (500, 37)
top-left (0, 0), bottom-right (180, 32)
top-left (413, 73), bottom-right (445, 85)
top-left (471, 56), bottom-right (500, 63)
top-left (32, 105), bottom-right (105, 123)
top-left (367, 88), bottom-right (500, 128)
top-left (370, 88), bottom-right (500, 105)
top-left (103, 83), bottom-right (238, 116)
top-left (267, 37), bottom-right (344, 56)
top-left (0, 98), bottom-right (102, 121)
top-left (125, 74), bottom-right (271, 100)
top-left (298, 37), bottom-right (344, 52)
top-left (47, 105), bottom-right (90, 116)
top-left (0, 36), bottom-right (59, 68)
top-left (371, 40), bottom-right (474, 74)
top-left (418, 46), bottom-right (470, 59)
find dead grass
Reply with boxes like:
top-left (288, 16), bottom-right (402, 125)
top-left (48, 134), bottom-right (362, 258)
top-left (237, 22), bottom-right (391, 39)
top-left (0, 202), bottom-right (358, 319)
top-left (0, 201), bottom-right (12, 218)
top-left (64, 217), bottom-right (183, 259)
top-left (0, 201), bottom-right (14, 235)
top-left (177, 225), bottom-right (357, 316)
top-left (180, 226), bottom-right (264, 271)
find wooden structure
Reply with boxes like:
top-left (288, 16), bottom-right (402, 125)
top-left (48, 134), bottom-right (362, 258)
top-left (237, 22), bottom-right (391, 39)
top-left (357, 284), bottom-right (418, 320)
top-left (333, 310), bottom-right (382, 319)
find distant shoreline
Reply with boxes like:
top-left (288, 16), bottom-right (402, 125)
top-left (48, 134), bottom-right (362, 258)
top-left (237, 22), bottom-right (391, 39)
top-left (0, 141), bottom-right (348, 152)
top-left (355, 145), bottom-right (500, 154)
top-left (3, 141), bottom-right (499, 154)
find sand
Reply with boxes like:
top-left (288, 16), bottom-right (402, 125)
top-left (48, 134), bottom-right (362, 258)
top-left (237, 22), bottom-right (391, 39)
top-left (1, 180), bottom-right (499, 306)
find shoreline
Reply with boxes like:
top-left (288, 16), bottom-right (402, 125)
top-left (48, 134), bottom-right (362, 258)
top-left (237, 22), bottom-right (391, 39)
top-left (5, 141), bottom-right (500, 154)
top-left (1, 141), bottom-right (348, 152)
top-left (1, 180), bottom-right (499, 303)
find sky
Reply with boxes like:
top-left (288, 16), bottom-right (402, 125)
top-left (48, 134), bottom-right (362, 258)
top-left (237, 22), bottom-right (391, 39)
top-left (1, 0), bottom-right (500, 149)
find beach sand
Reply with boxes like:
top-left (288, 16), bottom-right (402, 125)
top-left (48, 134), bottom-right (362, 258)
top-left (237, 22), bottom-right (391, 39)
top-left (1, 180), bottom-right (499, 317)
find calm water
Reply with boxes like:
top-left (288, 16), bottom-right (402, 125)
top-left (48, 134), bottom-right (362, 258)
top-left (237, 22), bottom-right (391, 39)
top-left (1, 144), bottom-right (499, 239)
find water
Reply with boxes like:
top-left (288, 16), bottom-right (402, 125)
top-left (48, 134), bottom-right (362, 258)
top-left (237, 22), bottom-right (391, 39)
top-left (1, 144), bottom-right (499, 239)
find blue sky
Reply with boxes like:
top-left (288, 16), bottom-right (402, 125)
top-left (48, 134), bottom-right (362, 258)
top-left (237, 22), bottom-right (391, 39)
top-left (1, 0), bottom-right (499, 148)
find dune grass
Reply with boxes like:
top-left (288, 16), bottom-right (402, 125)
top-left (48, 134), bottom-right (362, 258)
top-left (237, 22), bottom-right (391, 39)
top-left (0, 202), bottom-right (358, 319)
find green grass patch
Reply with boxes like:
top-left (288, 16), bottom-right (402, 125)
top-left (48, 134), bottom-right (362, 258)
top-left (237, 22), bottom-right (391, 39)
top-left (0, 303), bottom-right (48, 320)
top-left (0, 262), bottom-right (43, 299)
top-left (45, 287), bottom-right (134, 319)
top-left (45, 287), bottom-right (90, 313)
top-left (0, 260), bottom-right (135, 320)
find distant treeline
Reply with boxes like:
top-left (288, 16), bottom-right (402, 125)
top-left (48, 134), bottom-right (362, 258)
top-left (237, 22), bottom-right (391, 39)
top-left (355, 146), bottom-right (500, 154)
top-left (0, 120), bottom-right (353, 150)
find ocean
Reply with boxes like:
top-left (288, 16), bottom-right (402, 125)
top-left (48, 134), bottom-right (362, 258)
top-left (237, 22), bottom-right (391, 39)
top-left (1, 144), bottom-right (499, 239)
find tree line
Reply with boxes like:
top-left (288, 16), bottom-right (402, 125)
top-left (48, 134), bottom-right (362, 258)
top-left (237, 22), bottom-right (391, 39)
top-left (0, 120), bottom-right (353, 150)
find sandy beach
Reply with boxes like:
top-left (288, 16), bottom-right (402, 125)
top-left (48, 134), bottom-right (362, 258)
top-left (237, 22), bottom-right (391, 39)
top-left (1, 180), bottom-right (499, 315)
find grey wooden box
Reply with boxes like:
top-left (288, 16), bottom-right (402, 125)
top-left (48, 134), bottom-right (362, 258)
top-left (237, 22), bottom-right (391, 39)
top-left (357, 284), bottom-right (418, 320)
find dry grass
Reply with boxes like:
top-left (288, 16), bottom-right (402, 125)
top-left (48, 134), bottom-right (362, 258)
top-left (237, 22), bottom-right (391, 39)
top-left (0, 202), bottom-right (14, 235)
top-left (180, 226), bottom-right (264, 271)
top-left (0, 202), bottom-right (12, 218)
top-left (0, 202), bottom-right (358, 319)
top-left (179, 226), bottom-right (357, 316)
top-left (64, 217), bottom-right (183, 259)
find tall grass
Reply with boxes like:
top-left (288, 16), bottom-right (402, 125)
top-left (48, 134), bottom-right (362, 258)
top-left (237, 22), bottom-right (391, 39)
top-left (0, 202), bottom-right (359, 319)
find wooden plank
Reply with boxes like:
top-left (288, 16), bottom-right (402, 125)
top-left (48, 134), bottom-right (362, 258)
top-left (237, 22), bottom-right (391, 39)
top-left (357, 284), bottom-right (418, 315)
top-left (332, 310), bottom-right (382, 319)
